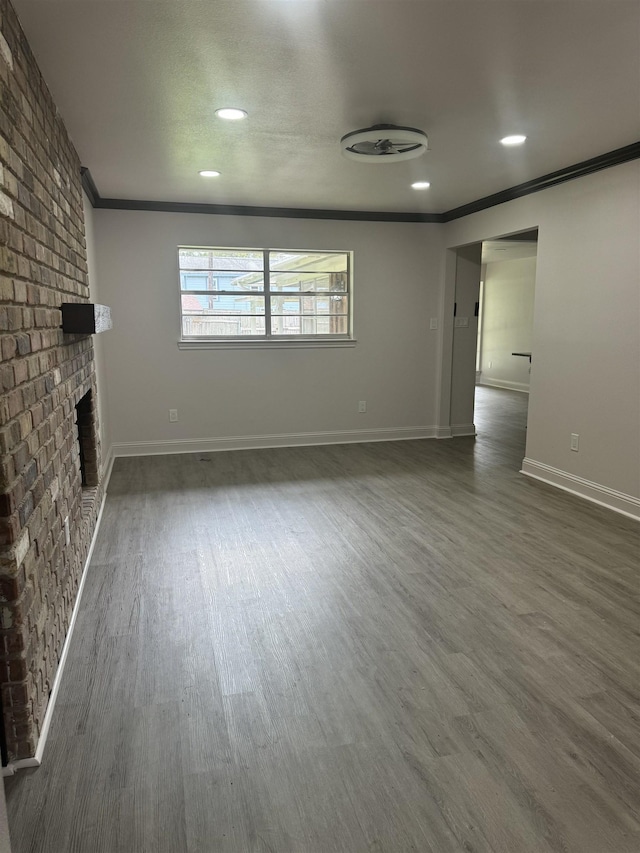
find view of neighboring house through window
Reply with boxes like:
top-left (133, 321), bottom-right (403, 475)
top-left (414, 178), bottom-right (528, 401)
top-left (178, 247), bottom-right (351, 340)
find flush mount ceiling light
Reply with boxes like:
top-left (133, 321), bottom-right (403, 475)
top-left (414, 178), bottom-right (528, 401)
top-left (500, 135), bottom-right (527, 146)
top-left (411, 181), bottom-right (431, 190)
top-left (215, 108), bottom-right (248, 120)
top-left (198, 170), bottom-right (221, 177)
top-left (340, 124), bottom-right (428, 163)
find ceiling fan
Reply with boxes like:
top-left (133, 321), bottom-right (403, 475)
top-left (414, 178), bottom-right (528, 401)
top-left (340, 124), bottom-right (428, 163)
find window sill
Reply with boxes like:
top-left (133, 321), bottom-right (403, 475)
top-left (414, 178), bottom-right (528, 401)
top-left (178, 339), bottom-right (357, 351)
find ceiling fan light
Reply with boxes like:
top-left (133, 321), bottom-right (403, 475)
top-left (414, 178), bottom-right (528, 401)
top-left (340, 124), bottom-right (428, 163)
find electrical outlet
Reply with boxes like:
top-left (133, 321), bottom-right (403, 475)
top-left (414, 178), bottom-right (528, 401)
top-left (570, 433), bottom-right (579, 451)
top-left (429, 318), bottom-right (438, 330)
top-left (169, 409), bottom-right (178, 422)
top-left (358, 401), bottom-right (367, 413)
top-left (488, 361), bottom-right (492, 368)
top-left (64, 516), bottom-right (70, 546)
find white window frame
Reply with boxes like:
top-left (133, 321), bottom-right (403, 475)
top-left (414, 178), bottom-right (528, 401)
top-left (177, 246), bottom-right (355, 350)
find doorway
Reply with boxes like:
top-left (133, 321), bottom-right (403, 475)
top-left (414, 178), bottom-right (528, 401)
top-left (447, 229), bottom-right (538, 468)
top-left (477, 231), bottom-right (537, 393)
top-left (475, 231), bottom-right (538, 460)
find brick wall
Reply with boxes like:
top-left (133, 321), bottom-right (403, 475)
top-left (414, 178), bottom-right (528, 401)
top-left (0, 0), bottom-right (104, 761)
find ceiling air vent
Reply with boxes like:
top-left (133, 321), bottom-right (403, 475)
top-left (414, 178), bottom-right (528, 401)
top-left (340, 124), bottom-right (428, 163)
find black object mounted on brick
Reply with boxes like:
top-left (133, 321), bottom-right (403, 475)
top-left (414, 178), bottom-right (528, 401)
top-left (61, 303), bottom-right (112, 335)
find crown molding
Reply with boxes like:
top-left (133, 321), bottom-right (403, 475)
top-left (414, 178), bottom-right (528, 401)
top-left (88, 195), bottom-right (443, 223)
top-left (81, 140), bottom-right (640, 223)
top-left (80, 166), bottom-right (100, 207)
top-left (441, 140), bottom-right (640, 221)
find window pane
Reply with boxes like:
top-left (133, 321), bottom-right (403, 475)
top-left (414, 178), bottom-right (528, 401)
top-left (181, 294), bottom-right (265, 314)
top-left (181, 273), bottom-right (264, 293)
top-left (180, 272), bottom-right (218, 291)
top-left (271, 315), bottom-right (348, 336)
top-left (182, 316), bottom-right (266, 337)
top-left (270, 315), bottom-right (301, 335)
top-left (270, 251), bottom-right (348, 272)
top-left (179, 248), bottom-right (264, 272)
top-left (271, 294), bottom-right (348, 315)
top-left (270, 272), bottom-right (347, 293)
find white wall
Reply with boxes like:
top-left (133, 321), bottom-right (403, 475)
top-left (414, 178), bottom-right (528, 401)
top-left (443, 160), bottom-right (640, 507)
top-left (94, 211), bottom-right (445, 450)
top-left (82, 193), bottom-right (112, 469)
top-left (479, 256), bottom-right (536, 392)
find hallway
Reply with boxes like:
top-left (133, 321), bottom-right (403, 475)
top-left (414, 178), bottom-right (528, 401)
top-left (474, 384), bottom-right (528, 466)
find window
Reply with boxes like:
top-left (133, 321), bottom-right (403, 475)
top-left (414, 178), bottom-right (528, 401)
top-left (178, 247), bottom-right (352, 343)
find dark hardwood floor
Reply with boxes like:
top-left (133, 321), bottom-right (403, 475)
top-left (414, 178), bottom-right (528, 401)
top-left (5, 387), bottom-right (640, 852)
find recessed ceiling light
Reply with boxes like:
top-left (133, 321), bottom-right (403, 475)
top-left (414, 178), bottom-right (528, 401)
top-left (500, 135), bottom-right (527, 146)
top-left (411, 181), bottom-right (431, 190)
top-left (198, 170), bottom-right (221, 178)
top-left (215, 108), bottom-right (248, 120)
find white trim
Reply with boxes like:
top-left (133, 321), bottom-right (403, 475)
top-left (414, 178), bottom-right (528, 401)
top-left (178, 339), bottom-right (357, 350)
top-left (521, 458), bottom-right (640, 521)
top-left (451, 423), bottom-right (477, 437)
top-left (112, 426), bottom-right (438, 458)
top-left (0, 757), bottom-right (37, 775)
top-left (2, 465), bottom-right (114, 777)
top-left (478, 378), bottom-right (529, 393)
top-left (39, 492), bottom-right (108, 759)
top-left (435, 426), bottom-right (452, 439)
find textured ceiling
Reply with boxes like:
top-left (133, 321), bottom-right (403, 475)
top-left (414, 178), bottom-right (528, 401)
top-left (12, 0), bottom-right (640, 213)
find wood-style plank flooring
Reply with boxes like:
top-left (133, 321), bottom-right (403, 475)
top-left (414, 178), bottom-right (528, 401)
top-left (6, 387), bottom-right (640, 852)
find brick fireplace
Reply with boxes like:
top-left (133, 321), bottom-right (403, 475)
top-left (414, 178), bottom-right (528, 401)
top-left (0, 0), bottom-right (106, 762)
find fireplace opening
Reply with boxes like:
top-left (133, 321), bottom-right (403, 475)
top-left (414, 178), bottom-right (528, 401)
top-left (75, 390), bottom-right (98, 489)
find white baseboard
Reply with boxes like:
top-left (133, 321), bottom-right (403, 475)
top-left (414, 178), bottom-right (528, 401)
top-left (478, 378), bottom-right (529, 393)
top-left (435, 426), bottom-right (452, 439)
top-left (2, 461), bottom-right (114, 777)
top-left (0, 756), bottom-right (38, 775)
top-left (451, 423), bottom-right (477, 437)
top-left (112, 426), bottom-right (439, 458)
top-left (521, 458), bottom-right (640, 521)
